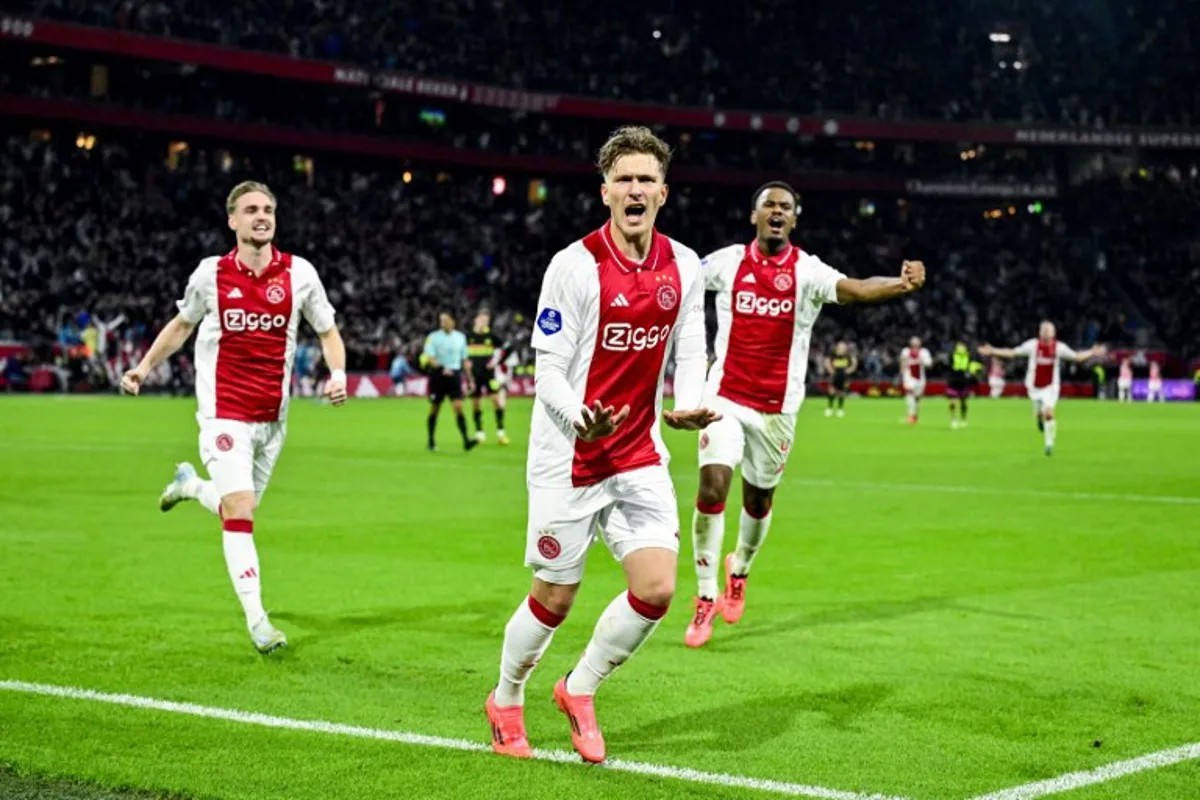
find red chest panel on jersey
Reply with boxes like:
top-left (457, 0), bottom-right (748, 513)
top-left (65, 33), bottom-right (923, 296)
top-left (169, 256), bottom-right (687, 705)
top-left (908, 348), bottom-right (923, 379)
top-left (215, 248), bottom-right (294, 422)
top-left (573, 228), bottom-right (681, 486)
top-left (718, 245), bottom-right (799, 413)
top-left (1033, 339), bottom-right (1056, 388)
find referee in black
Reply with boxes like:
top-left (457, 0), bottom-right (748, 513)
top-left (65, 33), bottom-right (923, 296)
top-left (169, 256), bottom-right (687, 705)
top-left (420, 312), bottom-right (478, 452)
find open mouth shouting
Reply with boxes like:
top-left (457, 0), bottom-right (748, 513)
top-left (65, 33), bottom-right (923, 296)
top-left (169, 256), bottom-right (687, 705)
top-left (252, 222), bottom-right (272, 236)
top-left (766, 214), bottom-right (786, 235)
top-left (624, 203), bottom-right (648, 225)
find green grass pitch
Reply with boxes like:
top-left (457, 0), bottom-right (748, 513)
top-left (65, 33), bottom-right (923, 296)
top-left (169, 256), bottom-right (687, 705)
top-left (0, 394), bottom-right (1197, 800)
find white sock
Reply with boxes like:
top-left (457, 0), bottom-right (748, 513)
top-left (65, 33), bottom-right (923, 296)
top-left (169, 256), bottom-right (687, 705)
top-left (186, 477), bottom-right (221, 516)
top-left (692, 503), bottom-right (726, 600)
top-left (222, 520), bottom-right (265, 628)
top-left (1044, 418), bottom-right (1056, 448)
top-left (565, 591), bottom-right (667, 696)
top-left (731, 508), bottom-right (772, 575)
top-left (495, 596), bottom-right (561, 706)
top-left (906, 394), bottom-right (917, 416)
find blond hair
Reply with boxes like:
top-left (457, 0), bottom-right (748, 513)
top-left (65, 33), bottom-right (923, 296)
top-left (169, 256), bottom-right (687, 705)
top-left (596, 126), bottom-right (672, 180)
top-left (225, 181), bottom-right (277, 215)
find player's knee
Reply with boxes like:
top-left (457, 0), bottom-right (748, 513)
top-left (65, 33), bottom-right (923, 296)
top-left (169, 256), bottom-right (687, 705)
top-left (220, 492), bottom-right (255, 521)
top-left (630, 575), bottom-right (675, 610)
top-left (743, 487), bottom-right (774, 518)
top-left (530, 578), bottom-right (579, 619)
top-left (696, 468), bottom-right (732, 508)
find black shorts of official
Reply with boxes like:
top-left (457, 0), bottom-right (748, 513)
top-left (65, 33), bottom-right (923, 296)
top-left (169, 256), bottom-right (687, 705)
top-left (429, 371), bottom-right (464, 403)
top-left (946, 373), bottom-right (970, 398)
top-left (831, 372), bottom-right (848, 393)
top-left (469, 367), bottom-right (494, 398)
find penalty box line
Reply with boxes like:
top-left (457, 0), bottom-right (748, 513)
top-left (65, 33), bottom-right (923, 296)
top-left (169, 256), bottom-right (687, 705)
top-left (0, 679), bottom-right (905, 800)
top-left (968, 741), bottom-right (1200, 800)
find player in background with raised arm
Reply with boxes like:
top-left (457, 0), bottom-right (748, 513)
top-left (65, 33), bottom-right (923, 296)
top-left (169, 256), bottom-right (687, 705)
top-left (685, 182), bottom-right (925, 648)
top-left (122, 181), bottom-right (346, 654)
top-left (485, 127), bottom-right (719, 764)
top-left (980, 321), bottom-right (1105, 455)
top-left (900, 336), bottom-right (933, 424)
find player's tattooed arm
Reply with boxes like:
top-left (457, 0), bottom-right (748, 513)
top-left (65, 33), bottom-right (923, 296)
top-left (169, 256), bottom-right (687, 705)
top-left (835, 260), bottom-right (926, 304)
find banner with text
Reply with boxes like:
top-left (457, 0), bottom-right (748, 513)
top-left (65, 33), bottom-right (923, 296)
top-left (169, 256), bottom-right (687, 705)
top-left (5, 16), bottom-right (1199, 149)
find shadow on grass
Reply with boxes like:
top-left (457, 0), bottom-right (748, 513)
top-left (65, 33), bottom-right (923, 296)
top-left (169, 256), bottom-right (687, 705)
top-left (0, 763), bottom-right (201, 800)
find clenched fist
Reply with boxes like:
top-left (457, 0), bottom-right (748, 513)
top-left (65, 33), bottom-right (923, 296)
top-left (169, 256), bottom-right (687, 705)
top-left (900, 260), bottom-right (926, 292)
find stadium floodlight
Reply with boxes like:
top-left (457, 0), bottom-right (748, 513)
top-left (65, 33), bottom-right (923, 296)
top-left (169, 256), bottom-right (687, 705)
top-left (989, 32), bottom-right (1012, 43)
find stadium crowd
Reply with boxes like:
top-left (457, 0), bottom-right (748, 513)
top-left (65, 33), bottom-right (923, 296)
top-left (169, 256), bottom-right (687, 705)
top-left (19, 0), bottom-right (1199, 125)
top-left (1, 127), bottom-right (1156, 394)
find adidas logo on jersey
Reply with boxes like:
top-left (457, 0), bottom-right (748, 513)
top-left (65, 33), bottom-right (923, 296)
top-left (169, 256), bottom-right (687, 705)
top-left (610, 293), bottom-right (630, 307)
top-left (227, 288), bottom-right (244, 299)
top-left (741, 273), bottom-right (757, 284)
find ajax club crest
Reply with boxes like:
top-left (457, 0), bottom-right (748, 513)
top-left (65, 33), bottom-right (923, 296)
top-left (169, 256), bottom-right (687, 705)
top-left (265, 284), bottom-right (287, 305)
top-left (656, 283), bottom-right (679, 311)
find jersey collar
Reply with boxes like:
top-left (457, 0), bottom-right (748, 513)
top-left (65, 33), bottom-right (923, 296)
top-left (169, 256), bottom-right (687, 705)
top-left (600, 221), bottom-right (665, 274)
top-left (748, 240), bottom-right (796, 267)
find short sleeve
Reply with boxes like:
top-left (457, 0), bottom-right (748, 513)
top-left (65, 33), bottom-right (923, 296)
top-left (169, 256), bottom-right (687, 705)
top-left (175, 260), bottom-right (213, 324)
top-left (1014, 339), bottom-right (1037, 357)
top-left (802, 253), bottom-right (848, 306)
top-left (299, 261), bottom-right (337, 334)
top-left (1056, 342), bottom-right (1078, 361)
top-left (530, 251), bottom-right (585, 358)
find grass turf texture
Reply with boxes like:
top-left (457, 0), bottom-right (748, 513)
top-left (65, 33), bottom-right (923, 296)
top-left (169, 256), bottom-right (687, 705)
top-left (0, 395), bottom-right (1197, 800)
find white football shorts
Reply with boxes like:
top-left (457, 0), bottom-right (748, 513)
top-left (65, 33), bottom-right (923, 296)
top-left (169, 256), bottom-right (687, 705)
top-left (902, 375), bottom-right (926, 396)
top-left (697, 394), bottom-right (796, 490)
top-left (198, 417), bottom-right (287, 500)
top-left (1027, 385), bottom-right (1060, 414)
top-left (525, 465), bottom-right (679, 585)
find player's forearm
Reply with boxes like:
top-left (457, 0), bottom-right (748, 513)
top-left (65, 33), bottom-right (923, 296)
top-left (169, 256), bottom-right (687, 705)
top-left (673, 351), bottom-right (707, 411)
top-left (137, 315), bottom-right (195, 372)
top-left (836, 277), bottom-right (909, 304)
top-left (535, 350), bottom-right (584, 432)
top-left (318, 326), bottom-right (346, 375)
top-left (989, 348), bottom-right (1018, 359)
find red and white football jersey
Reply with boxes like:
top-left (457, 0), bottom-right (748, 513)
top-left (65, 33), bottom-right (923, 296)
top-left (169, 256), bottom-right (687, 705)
top-left (701, 242), bottom-right (845, 414)
top-left (900, 346), bottom-right (933, 381)
top-left (527, 224), bottom-right (705, 488)
top-left (1014, 338), bottom-right (1075, 390)
top-left (176, 246), bottom-right (336, 423)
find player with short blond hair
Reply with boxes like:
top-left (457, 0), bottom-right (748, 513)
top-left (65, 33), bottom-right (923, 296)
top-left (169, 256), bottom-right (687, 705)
top-left (980, 321), bottom-right (1105, 455)
top-left (122, 181), bottom-right (346, 654)
top-left (485, 126), bottom-right (719, 763)
top-left (900, 336), bottom-right (933, 424)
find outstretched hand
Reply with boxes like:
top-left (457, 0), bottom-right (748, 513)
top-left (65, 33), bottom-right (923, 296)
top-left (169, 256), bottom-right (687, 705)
top-left (978, 344), bottom-right (994, 357)
top-left (574, 400), bottom-right (631, 442)
top-left (900, 260), bottom-right (926, 292)
top-left (663, 407), bottom-right (723, 430)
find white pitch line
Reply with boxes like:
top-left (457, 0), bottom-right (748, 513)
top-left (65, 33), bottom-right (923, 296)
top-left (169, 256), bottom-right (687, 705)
top-left (0, 680), bottom-right (906, 800)
top-left (968, 741), bottom-right (1200, 799)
